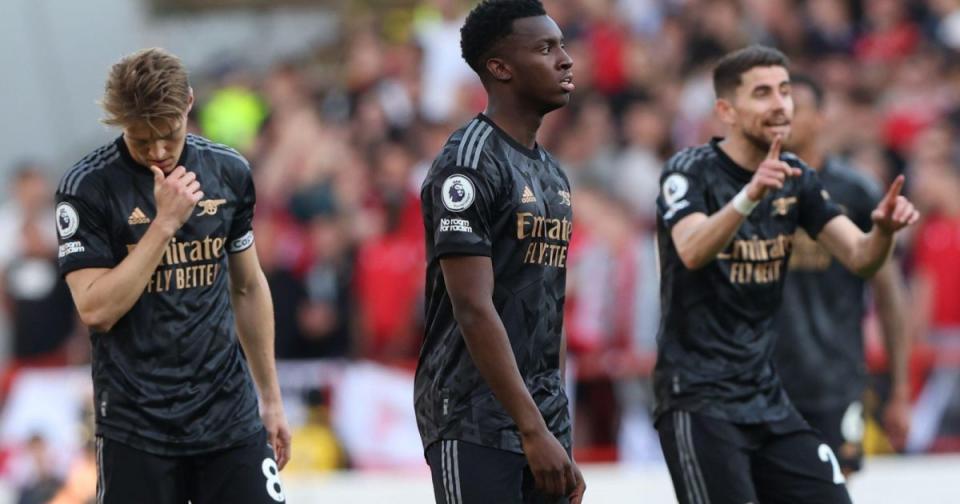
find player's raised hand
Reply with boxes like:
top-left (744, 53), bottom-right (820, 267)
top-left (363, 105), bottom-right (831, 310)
top-left (521, 428), bottom-right (575, 498)
top-left (151, 165), bottom-right (203, 232)
top-left (871, 175), bottom-right (920, 233)
top-left (745, 135), bottom-right (803, 201)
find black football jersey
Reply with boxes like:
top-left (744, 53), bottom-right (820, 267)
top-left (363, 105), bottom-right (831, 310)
top-left (773, 157), bottom-right (882, 412)
top-left (654, 138), bottom-right (841, 425)
top-left (415, 114), bottom-right (574, 454)
top-left (55, 134), bottom-right (261, 455)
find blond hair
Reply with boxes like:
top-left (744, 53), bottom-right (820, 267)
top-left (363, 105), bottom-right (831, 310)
top-left (100, 48), bottom-right (191, 132)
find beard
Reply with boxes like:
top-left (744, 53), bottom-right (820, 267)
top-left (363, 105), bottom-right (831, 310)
top-left (743, 128), bottom-right (772, 153)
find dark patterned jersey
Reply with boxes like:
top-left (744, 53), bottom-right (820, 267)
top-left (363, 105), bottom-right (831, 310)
top-left (654, 138), bottom-right (842, 425)
top-left (55, 134), bottom-right (261, 456)
top-left (415, 114), bottom-right (574, 454)
top-left (773, 157), bottom-right (882, 412)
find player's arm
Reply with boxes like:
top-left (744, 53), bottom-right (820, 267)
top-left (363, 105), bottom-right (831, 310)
top-left (65, 166), bottom-right (201, 332)
top-left (441, 256), bottom-right (578, 498)
top-left (871, 260), bottom-right (911, 447)
top-left (816, 176), bottom-right (919, 278)
top-left (669, 137), bottom-right (800, 269)
top-left (228, 233), bottom-right (291, 470)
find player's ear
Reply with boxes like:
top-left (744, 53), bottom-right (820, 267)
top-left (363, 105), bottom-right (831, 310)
top-left (186, 87), bottom-right (195, 114)
top-left (486, 57), bottom-right (512, 83)
top-left (715, 97), bottom-right (736, 127)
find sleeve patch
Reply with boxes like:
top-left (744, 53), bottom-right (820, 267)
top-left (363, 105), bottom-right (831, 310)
top-left (228, 230), bottom-right (255, 253)
top-left (56, 202), bottom-right (80, 239)
top-left (441, 175), bottom-right (476, 212)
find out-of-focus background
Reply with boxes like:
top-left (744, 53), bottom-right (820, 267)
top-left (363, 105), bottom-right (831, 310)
top-left (0, 0), bottom-right (959, 502)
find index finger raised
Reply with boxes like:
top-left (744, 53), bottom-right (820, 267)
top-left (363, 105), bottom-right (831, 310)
top-left (767, 135), bottom-right (782, 161)
top-left (884, 174), bottom-right (905, 203)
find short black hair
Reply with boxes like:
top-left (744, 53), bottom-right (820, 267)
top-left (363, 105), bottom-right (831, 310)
top-left (460, 0), bottom-right (547, 74)
top-left (789, 73), bottom-right (825, 110)
top-left (713, 45), bottom-right (790, 98)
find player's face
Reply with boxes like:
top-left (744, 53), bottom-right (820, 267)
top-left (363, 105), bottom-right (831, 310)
top-left (122, 114), bottom-right (189, 174)
top-left (725, 66), bottom-right (793, 151)
top-left (502, 15), bottom-right (574, 113)
top-left (784, 85), bottom-right (822, 153)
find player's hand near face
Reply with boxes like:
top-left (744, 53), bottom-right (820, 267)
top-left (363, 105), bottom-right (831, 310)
top-left (262, 404), bottom-right (292, 470)
top-left (745, 136), bottom-right (802, 201)
top-left (871, 175), bottom-right (919, 234)
top-left (151, 165), bottom-right (203, 232)
top-left (521, 428), bottom-right (577, 498)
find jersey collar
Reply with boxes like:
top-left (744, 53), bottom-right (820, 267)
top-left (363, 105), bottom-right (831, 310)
top-left (477, 113), bottom-right (543, 161)
top-left (115, 135), bottom-right (194, 175)
top-left (710, 137), bottom-right (755, 183)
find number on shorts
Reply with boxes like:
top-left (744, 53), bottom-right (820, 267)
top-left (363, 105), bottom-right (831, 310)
top-left (261, 458), bottom-right (286, 502)
top-left (817, 443), bottom-right (846, 484)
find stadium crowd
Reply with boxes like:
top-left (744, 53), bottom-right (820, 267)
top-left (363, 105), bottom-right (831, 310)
top-left (1, 0), bottom-right (960, 500)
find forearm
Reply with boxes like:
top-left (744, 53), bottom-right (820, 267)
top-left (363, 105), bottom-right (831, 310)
top-left (456, 303), bottom-right (546, 435)
top-left (874, 264), bottom-right (909, 392)
top-left (673, 204), bottom-right (747, 270)
top-left (73, 221), bottom-right (175, 331)
top-left (851, 228), bottom-right (895, 277)
top-left (232, 270), bottom-right (282, 405)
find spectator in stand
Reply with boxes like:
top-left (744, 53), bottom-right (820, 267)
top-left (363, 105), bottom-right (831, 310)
top-left (905, 122), bottom-right (960, 452)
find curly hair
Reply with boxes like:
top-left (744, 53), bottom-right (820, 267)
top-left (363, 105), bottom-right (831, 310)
top-left (460, 0), bottom-right (547, 74)
top-left (100, 48), bottom-right (191, 133)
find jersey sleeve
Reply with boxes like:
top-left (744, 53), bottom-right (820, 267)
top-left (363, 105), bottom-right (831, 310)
top-left (422, 157), bottom-right (500, 259)
top-left (796, 168), bottom-right (843, 238)
top-left (656, 151), bottom-right (709, 229)
top-left (227, 158), bottom-right (256, 254)
top-left (55, 182), bottom-right (116, 276)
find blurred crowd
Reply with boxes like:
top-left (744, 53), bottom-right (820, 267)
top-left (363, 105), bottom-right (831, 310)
top-left (2, 0), bottom-right (960, 499)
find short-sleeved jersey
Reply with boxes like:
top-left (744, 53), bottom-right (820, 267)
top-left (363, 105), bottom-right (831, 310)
top-left (654, 138), bottom-right (842, 425)
top-left (55, 134), bottom-right (261, 456)
top-left (415, 114), bottom-right (574, 454)
top-left (773, 157), bottom-right (882, 412)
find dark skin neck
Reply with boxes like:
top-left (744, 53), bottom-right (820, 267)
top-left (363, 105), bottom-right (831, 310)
top-left (484, 89), bottom-right (543, 150)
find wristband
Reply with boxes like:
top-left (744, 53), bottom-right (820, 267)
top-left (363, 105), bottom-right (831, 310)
top-left (732, 187), bottom-right (759, 216)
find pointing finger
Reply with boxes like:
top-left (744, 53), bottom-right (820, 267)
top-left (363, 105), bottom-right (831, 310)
top-left (767, 135), bottom-right (782, 161)
top-left (884, 175), bottom-right (905, 208)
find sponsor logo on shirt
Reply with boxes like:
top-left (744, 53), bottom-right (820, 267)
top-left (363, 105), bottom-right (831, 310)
top-left (716, 234), bottom-right (794, 284)
top-left (127, 207), bottom-right (151, 225)
top-left (56, 202), bottom-right (79, 239)
top-left (128, 235), bottom-right (227, 293)
top-left (521, 185), bottom-right (537, 204)
top-left (196, 198), bottom-right (227, 216)
top-left (58, 241), bottom-right (85, 258)
top-left (788, 230), bottom-right (832, 271)
top-left (558, 190), bottom-right (572, 206)
top-left (516, 212), bottom-right (573, 268)
top-left (439, 218), bottom-right (473, 233)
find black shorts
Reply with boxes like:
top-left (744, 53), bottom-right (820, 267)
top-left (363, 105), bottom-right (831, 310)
top-left (95, 429), bottom-right (286, 504)
top-left (657, 410), bottom-right (852, 504)
top-left (799, 401), bottom-right (865, 474)
top-left (425, 439), bottom-right (569, 504)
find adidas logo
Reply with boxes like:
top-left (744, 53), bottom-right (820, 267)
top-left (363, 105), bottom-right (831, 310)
top-left (128, 207), bottom-right (151, 225)
top-left (521, 185), bottom-right (536, 204)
